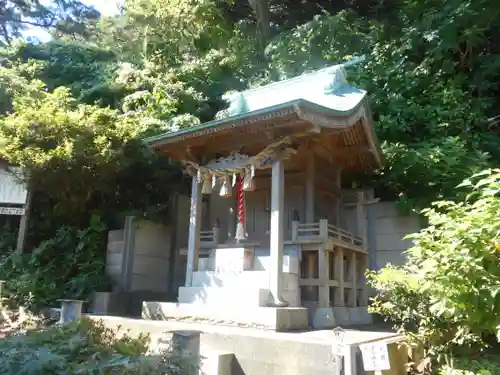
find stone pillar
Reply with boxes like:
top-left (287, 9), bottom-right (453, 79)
top-left (268, 159), bottom-right (288, 307)
top-left (58, 299), bottom-right (84, 324)
top-left (185, 175), bottom-right (202, 287)
top-left (171, 330), bottom-right (201, 375)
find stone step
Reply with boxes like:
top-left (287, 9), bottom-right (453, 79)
top-left (191, 271), bottom-right (299, 291)
top-left (178, 286), bottom-right (270, 307)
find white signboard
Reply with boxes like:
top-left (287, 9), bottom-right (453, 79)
top-left (359, 342), bottom-right (391, 373)
top-left (0, 207), bottom-right (25, 216)
top-left (0, 167), bottom-right (27, 205)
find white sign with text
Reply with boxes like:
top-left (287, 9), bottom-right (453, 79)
top-left (359, 342), bottom-right (391, 373)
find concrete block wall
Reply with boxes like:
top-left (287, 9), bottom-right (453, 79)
top-left (106, 230), bottom-right (125, 287)
top-left (130, 220), bottom-right (172, 293)
top-left (105, 219), bottom-right (172, 293)
top-left (374, 202), bottom-right (421, 269)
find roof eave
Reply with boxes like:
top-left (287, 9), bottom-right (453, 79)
top-left (143, 98), bottom-right (365, 147)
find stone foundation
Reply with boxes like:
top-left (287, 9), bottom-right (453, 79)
top-left (142, 301), bottom-right (309, 331)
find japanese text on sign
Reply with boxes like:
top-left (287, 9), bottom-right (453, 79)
top-left (359, 342), bottom-right (391, 372)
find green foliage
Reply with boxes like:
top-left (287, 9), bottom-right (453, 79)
top-left (368, 169), bottom-right (500, 361)
top-left (0, 318), bottom-right (158, 374)
top-left (439, 356), bottom-right (500, 375)
top-left (0, 67), bottom-right (185, 232)
top-left (0, 41), bottom-right (119, 105)
top-left (0, 217), bottom-right (111, 309)
top-left (0, 0), bottom-right (100, 45)
top-left (263, 5), bottom-right (500, 208)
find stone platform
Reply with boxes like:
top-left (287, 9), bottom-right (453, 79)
top-left (142, 301), bottom-right (309, 331)
top-left (87, 315), bottom-right (402, 375)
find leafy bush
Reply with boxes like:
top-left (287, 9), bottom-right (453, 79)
top-left (368, 169), bottom-right (500, 362)
top-left (0, 318), bottom-right (156, 374)
top-left (0, 317), bottom-right (200, 375)
top-left (0, 216), bottom-right (112, 310)
top-left (439, 356), bottom-right (500, 375)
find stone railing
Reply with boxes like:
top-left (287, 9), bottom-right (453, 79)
top-left (291, 219), bottom-right (364, 250)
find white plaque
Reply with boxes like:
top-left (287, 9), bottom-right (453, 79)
top-left (0, 207), bottom-right (25, 216)
top-left (0, 167), bottom-right (27, 205)
top-left (359, 342), bottom-right (391, 372)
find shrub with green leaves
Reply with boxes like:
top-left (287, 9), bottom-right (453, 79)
top-left (0, 318), bottom-right (156, 375)
top-left (368, 169), bottom-right (500, 361)
top-left (0, 216), bottom-right (112, 310)
top-left (0, 317), bottom-right (200, 375)
top-left (439, 356), bottom-right (500, 375)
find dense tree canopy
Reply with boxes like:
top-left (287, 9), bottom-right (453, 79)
top-left (0, 0), bottom-right (100, 44)
top-left (0, 0), bottom-right (499, 236)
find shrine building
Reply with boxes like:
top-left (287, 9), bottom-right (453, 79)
top-left (142, 63), bottom-right (383, 330)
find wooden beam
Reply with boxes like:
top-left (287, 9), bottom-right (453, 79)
top-left (315, 175), bottom-right (342, 198)
top-left (311, 140), bottom-right (371, 160)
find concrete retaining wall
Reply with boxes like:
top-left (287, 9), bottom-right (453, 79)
top-left (131, 220), bottom-right (171, 293)
top-left (374, 202), bottom-right (421, 269)
top-left (106, 230), bottom-right (125, 287)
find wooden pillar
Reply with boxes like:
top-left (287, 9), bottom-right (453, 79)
top-left (333, 247), bottom-right (344, 306)
top-left (268, 159), bottom-right (288, 307)
top-left (334, 170), bottom-right (341, 225)
top-left (185, 175), bottom-right (202, 287)
top-left (305, 152), bottom-right (316, 301)
top-left (355, 192), bottom-right (366, 306)
top-left (356, 191), bottom-right (367, 247)
top-left (318, 245), bottom-right (330, 307)
top-left (347, 251), bottom-right (357, 307)
top-left (305, 151), bottom-right (315, 223)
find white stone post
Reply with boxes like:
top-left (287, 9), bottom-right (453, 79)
top-left (171, 330), bottom-right (201, 375)
top-left (58, 299), bottom-right (84, 324)
top-left (185, 175), bottom-right (202, 287)
top-left (268, 159), bottom-right (288, 307)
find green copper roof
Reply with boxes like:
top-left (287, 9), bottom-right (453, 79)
top-left (145, 58), bottom-right (368, 145)
top-left (215, 63), bottom-right (366, 120)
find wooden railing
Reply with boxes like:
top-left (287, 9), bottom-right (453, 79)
top-left (327, 224), bottom-right (363, 247)
top-left (291, 219), bottom-right (364, 249)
